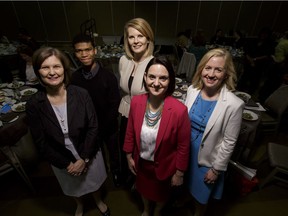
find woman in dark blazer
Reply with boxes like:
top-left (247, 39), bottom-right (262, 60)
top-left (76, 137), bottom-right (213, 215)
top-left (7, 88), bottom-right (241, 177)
top-left (26, 47), bottom-right (110, 216)
top-left (123, 56), bottom-right (191, 216)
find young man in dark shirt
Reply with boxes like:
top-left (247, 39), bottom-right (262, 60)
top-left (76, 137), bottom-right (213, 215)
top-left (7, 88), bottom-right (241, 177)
top-left (71, 34), bottom-right (121, 187)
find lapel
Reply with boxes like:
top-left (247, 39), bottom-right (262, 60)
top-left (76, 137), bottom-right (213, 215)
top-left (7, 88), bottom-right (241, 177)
top-left (36, 91), bottom-right (60, 129)
top-left (135, 95), bottom-right (147, 147)
top-left (155, 97), bottom-right (172, 152)
top-left (202, 85), bottom-right (227, 139)
top-left (66, 86), bottom-right (78, 128)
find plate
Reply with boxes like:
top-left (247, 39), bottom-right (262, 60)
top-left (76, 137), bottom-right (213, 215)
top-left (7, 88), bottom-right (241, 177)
top-left (7, 81), bottom-right (25, 89)
top-left (176, 78), bottom-right (182, 84)
top-left (0, 83), bottom-right (8, 88)
top-left (242, 110), bottom-right (258, 121)
top-left (180, 85), bottom-right (188, 91)
top-left (20, 88), bottom-right (38, 96)
top-left (26, 80), bottom-right (39, 85)
top-left (0, 90), bottom-right (7, 96)
top-left (173, 91), bottom-right (183, 98)
top-left (234, 91), bottom-right (251, 103)
top-left (12, 102), bottom-right (26, 112)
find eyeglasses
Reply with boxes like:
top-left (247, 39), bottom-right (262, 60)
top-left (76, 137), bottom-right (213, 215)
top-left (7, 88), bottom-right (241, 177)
top-left (74, 47), bottom-right (94, 54)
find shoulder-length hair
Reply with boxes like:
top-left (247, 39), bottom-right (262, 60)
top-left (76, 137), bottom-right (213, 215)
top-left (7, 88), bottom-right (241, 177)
top-left (32, 47), bottom-right (71, 86)
top-left (123, 18), bottom-right (154, 59)
top-left (144, 56), bottom-right (175, 96)
top-left (192, 48), bottom-right (237, 91)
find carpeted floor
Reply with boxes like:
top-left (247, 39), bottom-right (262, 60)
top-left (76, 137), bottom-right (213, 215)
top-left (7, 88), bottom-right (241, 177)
top-left (1, 130), bottom-right (288, 216)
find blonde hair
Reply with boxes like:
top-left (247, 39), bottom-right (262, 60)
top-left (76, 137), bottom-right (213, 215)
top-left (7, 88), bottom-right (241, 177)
top-left (192, 48), bottom-right (237, 91)
top-left (123, 18), bottom-right (154, 59)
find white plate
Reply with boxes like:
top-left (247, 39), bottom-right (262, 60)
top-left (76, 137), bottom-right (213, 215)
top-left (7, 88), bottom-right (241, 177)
top-left (173, 91), bottom-right (183, 98)
top-left (0, 83), bottom-right (8, 88)
top-left (242, 110), bottom-right (258, 121)
top-left (12, 102), bottom-right (26, 112)
top-left (176, 78), bottom-right (182, 84)
top-left (7, 81), bottom-right (25, 89)
top-left (0, 90), bottom-right (7, 96)
top-left (180, 85), bottom-right (188, 91)
top-left (20, 88), bottom-right (38, 96)
top-left (26, 80), bottom-right (39, 85)
top-left (234, 91), bottom-right (251, 102)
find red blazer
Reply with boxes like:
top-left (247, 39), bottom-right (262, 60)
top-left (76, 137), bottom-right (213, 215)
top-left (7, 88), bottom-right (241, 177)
top-left (123, 94), bottom-right (191, 180)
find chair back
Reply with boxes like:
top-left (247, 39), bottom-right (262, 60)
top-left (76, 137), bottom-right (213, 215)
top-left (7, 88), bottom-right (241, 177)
top-left (264, 85), bottom-right (288, 120)
top-left (176, 52), bottom-right (196, 83)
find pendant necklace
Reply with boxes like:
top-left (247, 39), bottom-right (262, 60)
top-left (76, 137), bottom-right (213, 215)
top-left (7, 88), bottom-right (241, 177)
top-left (53, 103), bottom-right (67, 132)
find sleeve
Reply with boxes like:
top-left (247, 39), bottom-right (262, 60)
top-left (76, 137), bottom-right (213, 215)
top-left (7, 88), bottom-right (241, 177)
top-left (105, 73), bottom-right (121, 129)
top-left (213, 102), bottom-right (245, 171)
top-left (175, 106), bottom-right (191, 171)
top-left (123, 97), bottom-right (136, 154)
top-left (26, 99), bottom-right (73, 169)
top-left (78, 90), bottom-right (99, 159)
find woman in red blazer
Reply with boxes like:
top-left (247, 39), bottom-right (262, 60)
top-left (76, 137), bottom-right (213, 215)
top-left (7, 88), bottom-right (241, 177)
top-left (123, 56), bottom-right (191, 216)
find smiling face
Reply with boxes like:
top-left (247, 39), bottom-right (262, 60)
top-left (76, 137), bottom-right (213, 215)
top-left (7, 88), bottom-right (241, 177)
top-left (201, 56), bottom-right (226, 92)
top-left (39, 55), bottom-right (65, 88)
top-left (74, 42), bottom-right (97, 67)
top-left (144, 64), bottom-right (169, 99)
top-left (127, 27), bottom-right (149, 59)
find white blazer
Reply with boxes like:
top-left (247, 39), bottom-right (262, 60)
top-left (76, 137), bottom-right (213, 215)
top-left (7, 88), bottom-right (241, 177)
top-left (185, 84), bottom-right (245, 171)
top-left (118, 55), bottom-right (153, 118)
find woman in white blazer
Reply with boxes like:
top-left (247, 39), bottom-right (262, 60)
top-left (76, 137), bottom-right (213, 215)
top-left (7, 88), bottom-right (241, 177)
top-left (184, 48), bottom-right (244, 216)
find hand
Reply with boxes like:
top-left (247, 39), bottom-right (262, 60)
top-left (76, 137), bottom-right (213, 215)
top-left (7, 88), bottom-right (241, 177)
top-left (66, 159), bottom-right (86, 176)
top-left (127, 156), bottom-right (137, 175)
top-left (171, 173), bottom-right (184, 186)
top-left (204, 169), bottom-right (218, 184)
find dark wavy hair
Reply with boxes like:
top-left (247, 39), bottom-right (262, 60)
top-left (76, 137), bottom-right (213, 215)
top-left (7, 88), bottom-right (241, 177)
top-left (32, 47), bottom-right (71, 86)
top-left (144, 56), bottom-right (175, 96)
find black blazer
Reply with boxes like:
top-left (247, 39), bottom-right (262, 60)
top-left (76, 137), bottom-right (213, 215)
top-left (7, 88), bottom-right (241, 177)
top-left (26, 85), bottom-right (99, 169)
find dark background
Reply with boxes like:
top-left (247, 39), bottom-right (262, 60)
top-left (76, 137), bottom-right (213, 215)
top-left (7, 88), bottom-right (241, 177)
top-left (1, 1), bottom-right (287, 47)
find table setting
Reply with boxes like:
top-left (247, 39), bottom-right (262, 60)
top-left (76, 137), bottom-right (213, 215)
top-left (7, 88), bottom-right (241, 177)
top-left (172, 77), bottom-right (189, 103)
top-left (0, 80), bottom-right (38, 127)
top-left (231, 90), bottom-right (265, 162)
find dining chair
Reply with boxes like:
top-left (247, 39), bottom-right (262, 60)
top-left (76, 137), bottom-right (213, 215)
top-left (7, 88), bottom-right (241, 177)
top-left (259, 142), bottom-right (288, 189)
top-left (176, 51), bottom-right (196, 83)
top-left (260, 84), bottom-right (288, 133)
top-left (0, 145), bottom-right (35, 193)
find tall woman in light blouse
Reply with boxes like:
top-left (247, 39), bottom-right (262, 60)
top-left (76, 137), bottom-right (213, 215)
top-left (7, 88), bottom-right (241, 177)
top-left (118, 18), bottom-right (154, 181)
top-left (185, 48), bottom-right (244, 216)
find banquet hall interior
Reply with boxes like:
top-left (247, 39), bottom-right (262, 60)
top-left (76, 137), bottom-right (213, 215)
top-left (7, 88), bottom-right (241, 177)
top-left (1, 1), bottom-right (288, 216)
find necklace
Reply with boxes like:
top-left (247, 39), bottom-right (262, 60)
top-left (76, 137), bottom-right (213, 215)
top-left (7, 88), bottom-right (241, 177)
top-left (144, 100), bottom-right (164, 128)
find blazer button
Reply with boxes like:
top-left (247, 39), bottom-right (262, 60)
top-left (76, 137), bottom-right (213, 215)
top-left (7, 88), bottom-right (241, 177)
top-left (155, 161), bottom-right (159, 166)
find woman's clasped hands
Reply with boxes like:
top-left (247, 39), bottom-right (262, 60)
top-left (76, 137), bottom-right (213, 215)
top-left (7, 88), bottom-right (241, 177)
top-left (67, 159), bottom-right (88, 176)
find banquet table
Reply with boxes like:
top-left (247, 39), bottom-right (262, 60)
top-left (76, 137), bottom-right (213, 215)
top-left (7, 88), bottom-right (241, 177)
top-left (172, 78), bottom-right (262, 163)
top-left (95, 44), bottom-right (124, 84)
top-left (0, 82), bottom-right (38, 192)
